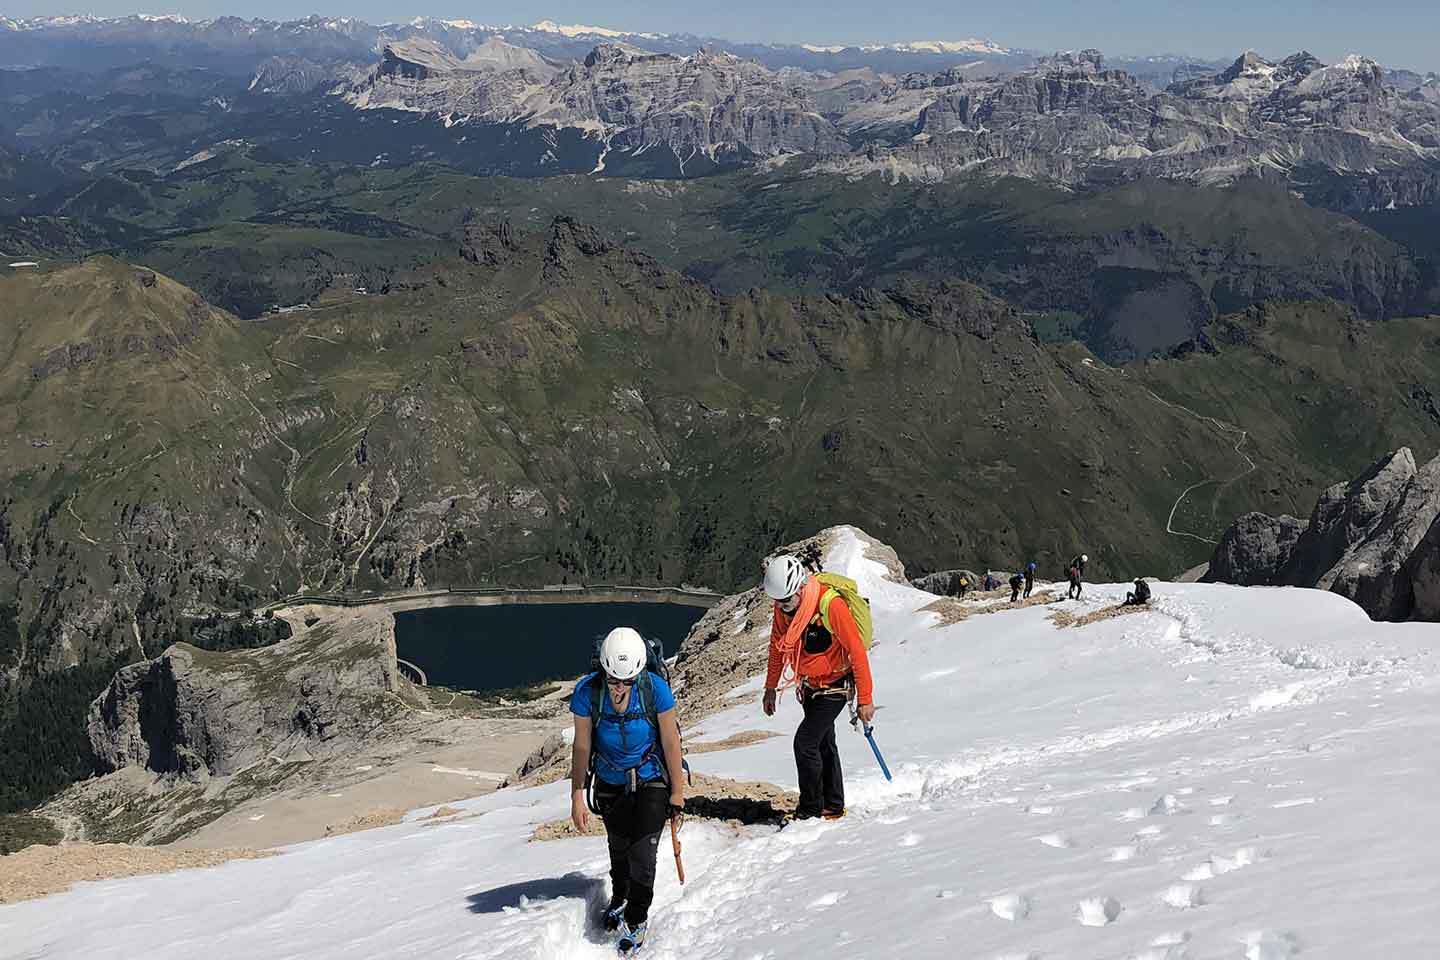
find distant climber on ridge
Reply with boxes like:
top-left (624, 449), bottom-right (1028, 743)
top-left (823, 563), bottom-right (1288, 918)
top-left (1125, 577), bottom-right (1152, 606)
top-left (1023, 561), bottom-right (1036, 599)
top-left (571, 627), bottom-right (686, 957)
top-left (1067, 554), bottom-right (1087, 600)
top-left (1009, 571), bottom-right (1024, 603)
top-left (761, 554), bottom-right (875, 821)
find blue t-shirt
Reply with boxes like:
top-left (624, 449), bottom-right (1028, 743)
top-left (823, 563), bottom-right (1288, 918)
top-left (572, 671), bottom-right (676, 785)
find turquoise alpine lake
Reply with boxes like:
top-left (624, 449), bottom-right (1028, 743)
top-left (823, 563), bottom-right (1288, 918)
top-left (393, 601), bottom-right (709, 691)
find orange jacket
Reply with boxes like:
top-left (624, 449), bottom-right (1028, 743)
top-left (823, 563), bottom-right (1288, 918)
top-left (766, 580), bottom-right (874, 706)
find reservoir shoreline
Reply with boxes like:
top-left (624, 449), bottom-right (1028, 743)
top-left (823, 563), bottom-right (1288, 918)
top-left (266, 584), bottom-right (721, 617)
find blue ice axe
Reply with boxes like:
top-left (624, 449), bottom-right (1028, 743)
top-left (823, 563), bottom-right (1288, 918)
top-left (862, 724), bottom-right (893, 781)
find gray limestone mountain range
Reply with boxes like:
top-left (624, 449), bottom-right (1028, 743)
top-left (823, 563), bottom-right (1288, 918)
top-left (1, 15), bottom-right (1438, 206)
top-left (332, 42), bottom-right (1440, 206)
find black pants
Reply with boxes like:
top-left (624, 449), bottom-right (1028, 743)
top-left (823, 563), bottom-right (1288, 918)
top-left (794, 689), bottom-right (848, 817)
top-left (1068, 579), bottom-right (1082, 599)
top-left (1010, 585), bottom-right (1021, 602)
top-left (1023, 578), bottom-right (1033, 599)
top-left (1125, 592), bottom-right (1148, 605)
top-left (595, 781), bottom-right (669, 925)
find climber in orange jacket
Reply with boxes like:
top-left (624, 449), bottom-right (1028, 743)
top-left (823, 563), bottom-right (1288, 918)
top-left (760, 554), bottom-right (875, 820)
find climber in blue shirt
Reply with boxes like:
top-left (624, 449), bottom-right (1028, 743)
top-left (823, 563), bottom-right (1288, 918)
top-left (570, 627), bottom-right (685, 956)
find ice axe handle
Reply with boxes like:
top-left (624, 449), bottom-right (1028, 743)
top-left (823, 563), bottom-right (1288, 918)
top-left (670, 813), bottom-right (686, 884)
top-left (863, 724), bottom-right (893, 782)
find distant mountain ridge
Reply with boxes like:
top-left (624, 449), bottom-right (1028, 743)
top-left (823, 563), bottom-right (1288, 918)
top-left (328, 41), bottom-right (1440, 207)
top-left (0, 13), bottom-right (1036, 76)
top-left (1, 15), bottom-right (1437, 208)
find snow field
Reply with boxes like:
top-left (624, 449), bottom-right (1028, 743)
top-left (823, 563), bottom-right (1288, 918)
top-left (3, 526), bottom-right (1438, 958)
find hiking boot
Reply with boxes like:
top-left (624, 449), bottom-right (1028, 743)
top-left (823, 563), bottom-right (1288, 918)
top-left (617, 920), bottom-right (647, 956)
top-left (602, 897), bottom-right (627, 932)
top-left (821, 807), bottom-right (846, 821)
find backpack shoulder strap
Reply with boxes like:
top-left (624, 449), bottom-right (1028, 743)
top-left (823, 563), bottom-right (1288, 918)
top-left (586, 672), bottom-right (603, 727)
top-left (817, 586), bottom-right (840, 633)
top-left (637, 671), bottom-right (658, 727)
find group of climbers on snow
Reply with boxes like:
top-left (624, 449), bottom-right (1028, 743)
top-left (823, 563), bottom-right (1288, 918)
top-left (569, 551), bottom-right (878, 956)
top-left (567, 540), bottom-right (1154, 955)
top-left (1003, 552), bottom-right (1150, 606)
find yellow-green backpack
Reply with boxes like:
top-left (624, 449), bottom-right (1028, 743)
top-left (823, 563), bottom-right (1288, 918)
top-left (815, 572), bottom-right (874, 650)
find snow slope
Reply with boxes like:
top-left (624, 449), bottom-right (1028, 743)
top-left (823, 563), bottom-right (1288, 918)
top-left (4, 526), bottom-right (1438, 959)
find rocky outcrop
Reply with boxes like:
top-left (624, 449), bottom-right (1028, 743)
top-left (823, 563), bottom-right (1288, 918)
top-left (1206, 448), bottom-right (1440, 621)
top-left (910, 569), bottom-right (982, 595)
top-left (1278, 449), bottom-right (1418, 588)
top-left (1204, 513), bottom-right (1307, 586)
top-left (1330, 454), bottom-right (1440, 619)
top-left (459, 218), bottom-right (517, 266)
top-left (1411, 519), bottom-right (1440, 620)
top-left (89, 613), bottom-right (404, 778)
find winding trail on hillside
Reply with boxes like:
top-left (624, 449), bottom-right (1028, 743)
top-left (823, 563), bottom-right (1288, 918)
top-left (1090, 361), bottom-right (1258, 545)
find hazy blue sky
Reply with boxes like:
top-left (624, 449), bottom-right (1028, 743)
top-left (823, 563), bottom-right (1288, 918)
top-left (9, 1), bottom-right (1439, 71)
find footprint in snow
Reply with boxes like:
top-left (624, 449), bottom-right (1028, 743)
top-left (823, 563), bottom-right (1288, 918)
top-left (989, 894), bottom-right (1032, 921)
top-left (1075, 896), bottom-right (1123, 926)
top-left (1185, 847), bottom-right (1262, 881)
top-left (808, 891), bottom-right (846, 910)
top-left (1036, 833), bottom-right (1073, 849)
top-left (1149, 794), bottom-right (1186, 816)
top-left (1244, 930), bottom-right (1301, 959)
top-left (1161, 884), bottom-right (1205, 910)
top-left (1132, 932), bottom-right (1191, 960)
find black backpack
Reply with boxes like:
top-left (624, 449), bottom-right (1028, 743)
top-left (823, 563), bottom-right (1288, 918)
top-left (583, 635), bottom-right (690, 813)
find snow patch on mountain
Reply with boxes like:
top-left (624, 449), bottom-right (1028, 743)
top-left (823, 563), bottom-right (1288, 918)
top-left (529, 19), bottom-right (660, 41)
top-left (865, 38), bottom-right (1012, 56)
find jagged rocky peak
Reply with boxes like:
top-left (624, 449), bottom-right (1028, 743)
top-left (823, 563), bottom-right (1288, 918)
top-left (1037, 48), bottom-right (1107, 73)
top-left (582, 41), bottom-right (661, 68)
top-left (380, 36), bottom-right (561, 80)
top-left (1220, 50), bottom-right (1275, 82)
top-left (1275, 51), bottom-right (1323, 82)
top-left (380, 38), bottom-right (465, 80)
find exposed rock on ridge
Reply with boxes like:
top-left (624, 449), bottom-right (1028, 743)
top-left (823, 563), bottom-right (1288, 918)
top-left (89, 614), bottom-right (406, 777)
top-left (1205, 448), bottom-right (1440, 620)
top-left (1207, 513), bottom-right (1307, 586)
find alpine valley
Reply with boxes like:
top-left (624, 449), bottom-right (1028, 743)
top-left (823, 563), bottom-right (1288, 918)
top-left (1, 13), bottom-right (1439, 845)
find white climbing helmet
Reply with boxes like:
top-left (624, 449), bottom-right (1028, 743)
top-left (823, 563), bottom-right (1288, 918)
top-left (599, 626), bottom-right (647, 681)
top-left (763, 554), bottom-right (808, 600)
top-left (1081, 554), bottom-right (1089, 563)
